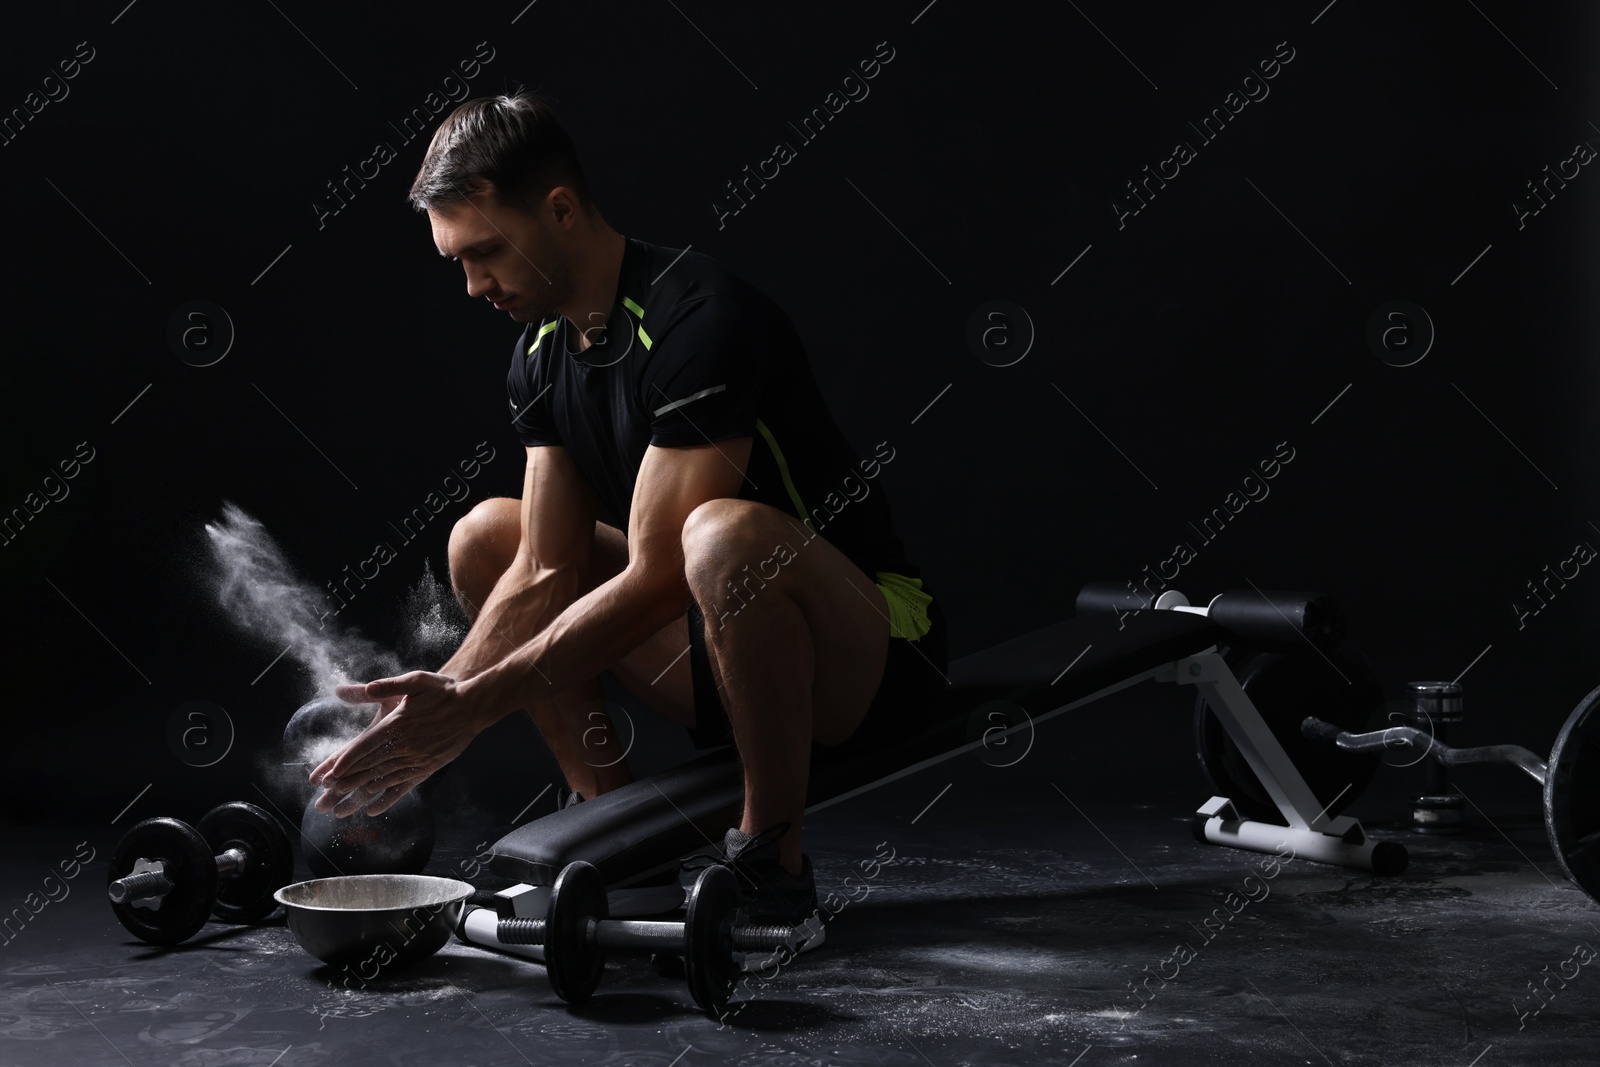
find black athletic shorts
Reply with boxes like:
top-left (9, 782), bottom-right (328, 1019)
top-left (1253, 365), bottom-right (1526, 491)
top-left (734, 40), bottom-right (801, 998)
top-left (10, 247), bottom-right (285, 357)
top-left (684, 572), bottom-right (950, 754)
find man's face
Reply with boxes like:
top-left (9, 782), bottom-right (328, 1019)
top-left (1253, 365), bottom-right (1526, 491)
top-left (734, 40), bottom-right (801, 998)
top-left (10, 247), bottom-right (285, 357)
top-left (430, 189), bottom-right (573, 324)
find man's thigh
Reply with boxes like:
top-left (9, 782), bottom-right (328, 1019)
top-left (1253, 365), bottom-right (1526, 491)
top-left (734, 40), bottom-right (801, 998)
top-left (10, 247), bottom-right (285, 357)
top-left (693, 499), bottom-right (893, 746)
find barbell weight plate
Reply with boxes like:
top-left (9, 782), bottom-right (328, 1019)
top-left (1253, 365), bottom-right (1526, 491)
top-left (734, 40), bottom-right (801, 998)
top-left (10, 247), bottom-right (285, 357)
top-left (546, 861), bottom-right (608, 1003)
top-left (1546, 684), bottom-right (1600, 906)
top-left (108, 817), bottom-right (217, 945)
top-left (198, 801), bottom-right (295, 924)
top-left (1194, 645), bottom-right (1385, 824)
top-left (684, 864), bottom-right (741, 1015)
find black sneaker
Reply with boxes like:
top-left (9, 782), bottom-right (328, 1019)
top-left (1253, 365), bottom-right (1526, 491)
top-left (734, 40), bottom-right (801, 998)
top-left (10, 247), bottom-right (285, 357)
top-left (685, 823), bottom-right (826, 969)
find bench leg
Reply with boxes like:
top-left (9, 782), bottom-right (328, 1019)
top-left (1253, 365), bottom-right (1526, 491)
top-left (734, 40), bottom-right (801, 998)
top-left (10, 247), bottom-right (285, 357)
top-left (1162, 651), bottom-right (1408, 875)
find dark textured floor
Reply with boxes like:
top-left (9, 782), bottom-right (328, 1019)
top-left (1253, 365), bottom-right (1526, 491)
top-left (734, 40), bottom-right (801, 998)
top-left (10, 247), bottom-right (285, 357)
top-left (5, 697), bottom-right (1598, 1067)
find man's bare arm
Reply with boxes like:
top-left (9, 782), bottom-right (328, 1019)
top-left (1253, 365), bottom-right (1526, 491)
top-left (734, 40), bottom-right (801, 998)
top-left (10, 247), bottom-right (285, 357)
top-left (310, 437), bottom-right (754, 812)
top-left (439, 445), bottom-right (596, 681)
top-left (465, 436), bottom-right (754, 718)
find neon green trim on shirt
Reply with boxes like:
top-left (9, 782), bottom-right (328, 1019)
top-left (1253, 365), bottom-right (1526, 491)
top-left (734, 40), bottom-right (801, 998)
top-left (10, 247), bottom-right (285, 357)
top-left (621, 296), bottom-right (653, 350)
top-left (530, 318), bottom-right (559, 354)
top-left (875, 571), bottom-right (933, 641)
top-left (755, 418), bottom-right (809, 525)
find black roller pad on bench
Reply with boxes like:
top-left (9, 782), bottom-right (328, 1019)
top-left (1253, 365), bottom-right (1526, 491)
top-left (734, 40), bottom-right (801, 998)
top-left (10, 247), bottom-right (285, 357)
top-left (488, 609), bottom-right (1225, 887)
top-left (1074, 583), bottom-right (1346, 655)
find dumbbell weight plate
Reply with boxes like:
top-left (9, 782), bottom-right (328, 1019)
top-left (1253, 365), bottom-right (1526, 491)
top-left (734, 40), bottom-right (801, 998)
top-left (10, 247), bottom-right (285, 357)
top-left (1546, 684), bottom-right (1600, 906)
top-left (684, 865), bottom-right (740, 1015)
top-left (198, 801), bottom-right (295, 924)
top-left (1194, 645), bottom-right (1386, 824)
top-left (546, 861), bottom-right (608, 1003)
top-left (108, 817), bottom-right (217, 945)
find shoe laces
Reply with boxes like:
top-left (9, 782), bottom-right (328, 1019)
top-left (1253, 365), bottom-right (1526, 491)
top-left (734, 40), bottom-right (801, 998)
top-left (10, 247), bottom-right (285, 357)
top-left (681, 821), bottom-right (793, 891)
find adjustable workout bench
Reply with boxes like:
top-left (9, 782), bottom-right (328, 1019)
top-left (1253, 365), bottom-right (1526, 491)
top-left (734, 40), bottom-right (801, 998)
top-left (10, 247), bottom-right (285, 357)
top-left (466, 582), bottom-right (1407, 935)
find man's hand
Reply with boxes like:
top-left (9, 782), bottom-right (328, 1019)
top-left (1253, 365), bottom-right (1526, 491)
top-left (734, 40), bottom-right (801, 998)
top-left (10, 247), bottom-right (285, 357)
top-left (309, 670), bottom-right (502, 818)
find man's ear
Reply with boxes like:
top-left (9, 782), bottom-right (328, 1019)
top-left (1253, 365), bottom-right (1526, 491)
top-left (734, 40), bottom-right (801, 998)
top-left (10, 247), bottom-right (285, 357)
top-left (544, 185), bottom-right (583, 229)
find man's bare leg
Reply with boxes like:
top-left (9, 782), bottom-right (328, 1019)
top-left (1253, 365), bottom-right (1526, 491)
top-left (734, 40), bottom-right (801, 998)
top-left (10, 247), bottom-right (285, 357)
top-left (680, 498), bottom-right (896, 878)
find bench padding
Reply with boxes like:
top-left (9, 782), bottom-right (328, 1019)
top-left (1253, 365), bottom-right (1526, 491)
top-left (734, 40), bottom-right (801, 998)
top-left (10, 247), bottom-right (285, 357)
top-left (487, 609), bottom-right (1221, 885)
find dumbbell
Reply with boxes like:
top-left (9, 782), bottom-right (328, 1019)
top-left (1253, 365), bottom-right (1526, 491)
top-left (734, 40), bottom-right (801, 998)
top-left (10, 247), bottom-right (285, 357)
top-left (1404, 681), bottom-right (1467, 833)
top-left (472, 861), bottom-right (801, 1013)
top-left (107, 801), bottom-right (295, 946)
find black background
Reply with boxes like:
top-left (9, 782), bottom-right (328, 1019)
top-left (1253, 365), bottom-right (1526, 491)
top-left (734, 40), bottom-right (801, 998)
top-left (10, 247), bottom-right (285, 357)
top-left (3, 1), bottom-right (1596, 825)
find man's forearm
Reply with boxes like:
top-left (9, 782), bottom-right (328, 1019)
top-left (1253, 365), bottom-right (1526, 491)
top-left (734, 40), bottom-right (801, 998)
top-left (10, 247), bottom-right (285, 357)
top-left (440, 557), bottom-right (583, 682)
top-left (467, 565), bottom-right (689, 722)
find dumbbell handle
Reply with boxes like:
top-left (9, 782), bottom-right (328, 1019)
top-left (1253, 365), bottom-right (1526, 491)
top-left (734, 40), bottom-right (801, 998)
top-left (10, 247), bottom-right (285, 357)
top-left (1301, 718), bottom-right (1549, 785)
top-left (107, 848), bottom-right (248, 904)
top-left (495, 915), bottom-right (797, 952)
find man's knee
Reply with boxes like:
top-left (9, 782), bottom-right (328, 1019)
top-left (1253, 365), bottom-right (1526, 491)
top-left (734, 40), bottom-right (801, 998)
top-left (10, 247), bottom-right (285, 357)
top-left (448, 498), bottom-right (517, 601)
top-left (682, 499), bottom-right (753, 579)
top-left (447, 499), bottom-right (499, 568)
top-left (682, 498), bottom-right (800, 602)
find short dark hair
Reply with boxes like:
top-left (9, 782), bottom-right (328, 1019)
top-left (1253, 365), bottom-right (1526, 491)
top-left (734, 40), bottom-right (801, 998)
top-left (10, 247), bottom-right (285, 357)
top-left (407, 91), bottom-right (595, 216)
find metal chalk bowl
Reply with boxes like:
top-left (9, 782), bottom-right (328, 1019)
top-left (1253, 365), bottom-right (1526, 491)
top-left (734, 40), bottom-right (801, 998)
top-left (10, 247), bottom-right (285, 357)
top-left (274, 874), bottom-right (474, 969)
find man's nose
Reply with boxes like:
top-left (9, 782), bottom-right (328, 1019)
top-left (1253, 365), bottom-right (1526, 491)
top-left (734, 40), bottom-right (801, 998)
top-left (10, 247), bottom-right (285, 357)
top-left (465, 267), bottom-right (495, 300)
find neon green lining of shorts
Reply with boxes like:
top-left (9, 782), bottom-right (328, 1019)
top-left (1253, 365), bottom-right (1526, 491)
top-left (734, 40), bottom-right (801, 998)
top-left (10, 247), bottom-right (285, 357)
top-left (875, 570), bottom-right (933, 641)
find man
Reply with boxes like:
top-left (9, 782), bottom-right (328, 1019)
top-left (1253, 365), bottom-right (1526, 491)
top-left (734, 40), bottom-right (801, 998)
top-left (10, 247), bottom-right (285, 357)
top-left (310, 92), bottom-right (948, 932)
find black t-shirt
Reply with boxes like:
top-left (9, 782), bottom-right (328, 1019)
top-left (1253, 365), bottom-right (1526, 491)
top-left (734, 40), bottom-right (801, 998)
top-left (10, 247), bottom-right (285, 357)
top-left (505, 236), bottom-right (918, 580)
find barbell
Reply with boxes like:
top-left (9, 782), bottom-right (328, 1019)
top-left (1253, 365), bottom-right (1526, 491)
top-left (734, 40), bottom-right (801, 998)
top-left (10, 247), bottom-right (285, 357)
top-left (1303, 681), bottom-right (1600, 905)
